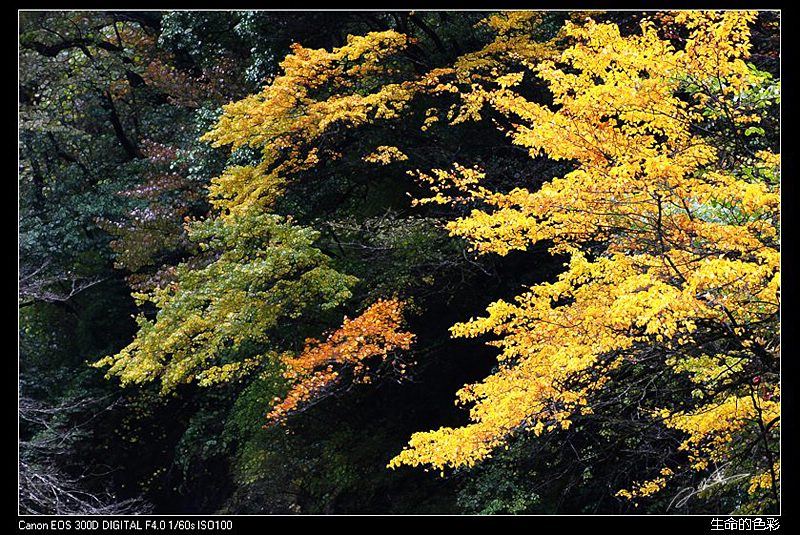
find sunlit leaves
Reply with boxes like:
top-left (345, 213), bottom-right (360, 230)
top-left (200, 31), bottom-right (416, 217)
top-left (266, 299), bottom-right (414, 424)
top-left (391, 11), bottom-right (779, 512)
top-left (94, 210), bottom-right (358, 393)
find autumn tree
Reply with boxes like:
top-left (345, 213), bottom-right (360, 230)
top-left (94, 31), bottom-right (423, 413)
top-left (389, 11), bottom-right (780, 513)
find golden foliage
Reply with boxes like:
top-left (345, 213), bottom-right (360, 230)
top-left (201, 31), bottom-right (416, 217)
top-left (391, 11), bottom-right (779, 504)
top-left (363, 145), bottom-right (409, 165)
